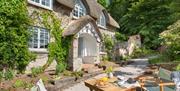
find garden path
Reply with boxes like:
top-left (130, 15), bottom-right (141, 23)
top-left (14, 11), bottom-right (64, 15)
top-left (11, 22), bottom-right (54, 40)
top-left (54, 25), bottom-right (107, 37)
top-left (63, 58), bottom-right (149, 91)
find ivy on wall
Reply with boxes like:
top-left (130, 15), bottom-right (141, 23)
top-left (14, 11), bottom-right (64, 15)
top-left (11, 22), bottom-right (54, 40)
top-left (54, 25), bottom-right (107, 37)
top-left (30, 10), bottom-right (73, 70)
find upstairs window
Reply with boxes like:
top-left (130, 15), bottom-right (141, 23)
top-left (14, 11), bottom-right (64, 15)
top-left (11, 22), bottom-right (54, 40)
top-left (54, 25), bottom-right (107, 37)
top-left (29, 27), bottom-right (50, 49)
top-left (28, 0), bottom-right (52, 10)
top-left (72, 0), bottom-right (86, 18)
top-left (97, 13), bottom-right (106, 28)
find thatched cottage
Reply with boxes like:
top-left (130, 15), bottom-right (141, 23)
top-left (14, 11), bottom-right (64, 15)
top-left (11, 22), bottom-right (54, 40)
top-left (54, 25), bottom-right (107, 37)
top-left (27, 0), bottom-right (119, 71)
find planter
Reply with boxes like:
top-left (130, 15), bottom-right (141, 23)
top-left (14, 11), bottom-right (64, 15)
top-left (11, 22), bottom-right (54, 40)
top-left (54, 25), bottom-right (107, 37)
top-left (107, 72), bottom-right (113, 78)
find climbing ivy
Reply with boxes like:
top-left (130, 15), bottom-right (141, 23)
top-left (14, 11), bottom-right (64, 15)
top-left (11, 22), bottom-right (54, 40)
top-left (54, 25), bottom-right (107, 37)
top-left (30, 11), bottom-right (73, 70)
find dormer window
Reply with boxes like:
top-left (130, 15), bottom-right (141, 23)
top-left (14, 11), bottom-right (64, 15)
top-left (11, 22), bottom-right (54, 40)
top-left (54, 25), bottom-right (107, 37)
top-left (97, 13), bottom-right (106, 28)
top-left (72, 0), bottom-right (86, 18)
top-left (28, 0), bottom-right (53, 10)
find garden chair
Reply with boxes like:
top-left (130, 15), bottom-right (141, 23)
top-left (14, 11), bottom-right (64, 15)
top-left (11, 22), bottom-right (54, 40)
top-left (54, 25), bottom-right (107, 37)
top-left (139, 67), bottom-right (175, 91)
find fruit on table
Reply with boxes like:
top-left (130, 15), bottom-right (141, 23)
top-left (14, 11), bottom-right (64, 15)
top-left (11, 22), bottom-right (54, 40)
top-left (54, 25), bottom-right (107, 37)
top-left (95, 77), bottom-right (109, 86)
top-left (100, 77), bottom-right (108, 82)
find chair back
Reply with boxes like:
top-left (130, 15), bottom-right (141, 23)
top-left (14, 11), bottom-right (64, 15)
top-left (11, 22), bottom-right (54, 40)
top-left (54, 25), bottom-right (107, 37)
top-left (158, 67), bottom-right (172, 81)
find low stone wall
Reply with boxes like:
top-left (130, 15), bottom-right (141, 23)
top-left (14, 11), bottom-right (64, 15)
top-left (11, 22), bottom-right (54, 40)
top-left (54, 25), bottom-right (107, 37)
top-left (46, 71), bottom-right (103, 91)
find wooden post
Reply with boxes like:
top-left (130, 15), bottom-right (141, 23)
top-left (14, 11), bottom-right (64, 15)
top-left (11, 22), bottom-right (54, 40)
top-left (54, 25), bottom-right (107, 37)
top-left (160, 85), bottom-right (164, 91)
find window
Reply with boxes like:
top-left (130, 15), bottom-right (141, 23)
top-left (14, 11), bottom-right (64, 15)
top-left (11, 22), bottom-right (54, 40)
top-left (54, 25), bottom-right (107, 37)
top-left (97, 13), bottom-right (106, 28)
top-left (29, 27), bottom-right (50, 49)
top-left (72, 0), bottom-right (86, 18)
top-left (28, 0), bottom-right (52, 10)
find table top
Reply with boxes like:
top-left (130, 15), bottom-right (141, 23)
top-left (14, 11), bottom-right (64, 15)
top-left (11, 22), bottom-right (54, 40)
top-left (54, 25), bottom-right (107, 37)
top-left (84, 77), bottom-right (137, 91)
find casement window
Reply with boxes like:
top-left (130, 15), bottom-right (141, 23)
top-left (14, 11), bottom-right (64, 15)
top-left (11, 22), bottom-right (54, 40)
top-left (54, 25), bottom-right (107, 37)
top-left (97, 13), bottom-right (106, 28)
top-left (72, 0), bottom-right (86, 18)
top-left (28, 0), bottom-right (52, 10)
top-left (29, 27), bottom-right (50, 50)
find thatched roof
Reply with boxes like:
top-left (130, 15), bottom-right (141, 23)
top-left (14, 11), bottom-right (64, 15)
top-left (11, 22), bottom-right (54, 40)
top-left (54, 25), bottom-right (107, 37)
top-left (56, 0), bottom-right (75, 8)
top-left (62, 15), bottom-right (102, 39)
top-left (56, 0), bottom-right (119, 28)
top-left (108, 14), bottom-right (120, 28)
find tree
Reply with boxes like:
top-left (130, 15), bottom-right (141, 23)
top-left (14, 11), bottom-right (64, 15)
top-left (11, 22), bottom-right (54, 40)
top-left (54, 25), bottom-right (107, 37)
top-left (97, 0), bottom-right (111, 8)
top-left (0, 0), bottom-right (33, 72)
top-left (108, 0), bottom-right (178, 49)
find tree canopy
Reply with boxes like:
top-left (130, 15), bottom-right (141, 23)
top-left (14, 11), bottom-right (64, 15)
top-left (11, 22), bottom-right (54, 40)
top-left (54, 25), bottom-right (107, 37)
top-left (99, 0), bottom-right (179, 49)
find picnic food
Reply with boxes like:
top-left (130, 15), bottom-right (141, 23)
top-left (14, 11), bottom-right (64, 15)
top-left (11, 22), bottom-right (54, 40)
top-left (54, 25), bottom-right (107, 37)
top-left (95, 77), bottom-right (109, 87)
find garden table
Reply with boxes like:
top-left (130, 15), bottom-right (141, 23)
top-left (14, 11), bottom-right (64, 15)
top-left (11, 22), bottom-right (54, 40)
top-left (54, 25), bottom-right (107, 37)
top-left (84, 77), bottom-right (137, 91)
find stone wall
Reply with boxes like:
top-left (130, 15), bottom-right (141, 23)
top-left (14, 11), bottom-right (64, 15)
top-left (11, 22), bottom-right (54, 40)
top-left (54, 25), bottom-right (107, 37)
top-left (26, 2), bottom-right (72, 72)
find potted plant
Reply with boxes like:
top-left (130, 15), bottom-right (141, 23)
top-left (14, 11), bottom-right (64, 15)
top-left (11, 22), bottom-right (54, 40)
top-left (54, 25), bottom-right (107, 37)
top-left (105, 66), bottom-right (113, 78)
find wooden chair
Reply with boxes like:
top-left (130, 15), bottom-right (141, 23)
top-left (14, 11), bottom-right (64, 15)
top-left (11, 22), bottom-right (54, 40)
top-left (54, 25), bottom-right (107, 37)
top-left (138, 67), bottom-right (175, 91)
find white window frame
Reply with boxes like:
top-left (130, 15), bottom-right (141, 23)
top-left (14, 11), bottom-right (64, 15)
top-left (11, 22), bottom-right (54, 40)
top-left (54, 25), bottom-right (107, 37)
top-left (28, 0), bottom-right (53, 10)
top-left (97, 13), bottom-right (107, 29)
top-left (29, 27), bottom-right (50, 53)
top-left (72, 0), bottom-right (86, 19)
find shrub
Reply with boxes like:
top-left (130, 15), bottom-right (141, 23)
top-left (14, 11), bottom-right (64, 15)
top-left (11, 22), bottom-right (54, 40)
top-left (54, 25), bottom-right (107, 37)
top-left (13, 80), bottom-right (24, 88)
top-left (160, 20), bottom-right (180, 62)
top-left (0, 0), bottom-right (34, 72)
top-left (176, 64), bottom-right (180, 71)
top-left (31, 67), bottom-right (43, 77)
top-left (102, 55), bottom-right (108, 61)
top-left (13, 80), bottom-right (33, 88)
top-left (72, 71), bottom-right (83, 79)
top-left (55, 63), bottom-right (67, 75)
top-left (131, 47), bottom-right (157, 58)
top-left (0, 71), bottom-right (3, 81)
top-left (4, 69), bottom-right (14, 80)
top-left (63, 70), bottom-right (72, 76)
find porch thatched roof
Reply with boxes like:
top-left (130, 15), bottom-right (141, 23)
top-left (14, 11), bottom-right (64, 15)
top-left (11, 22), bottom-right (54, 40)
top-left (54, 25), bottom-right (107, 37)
top-left (108, 14), bottom-right (120, 28)
top-left (62, 15), bottom-right (102, 39)
top-left (56, 0), bottom-right (119, 28)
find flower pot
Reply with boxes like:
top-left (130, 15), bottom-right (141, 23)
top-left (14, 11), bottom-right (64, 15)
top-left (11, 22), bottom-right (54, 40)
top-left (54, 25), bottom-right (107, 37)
top-left (107, 72), bottom-right (113, 78)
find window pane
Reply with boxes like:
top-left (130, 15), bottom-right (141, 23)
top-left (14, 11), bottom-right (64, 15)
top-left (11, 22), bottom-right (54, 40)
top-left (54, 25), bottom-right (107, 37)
top-left (28, 27), bottom-right (49, 49)
top-left (41, 0), bottom-right (50, 7)
top-left (31, 0), bottom-right (40, 3)
top-left (40, 28), bottom-right (49, 48)
top-left (73, 0), bottom-right (86, 18)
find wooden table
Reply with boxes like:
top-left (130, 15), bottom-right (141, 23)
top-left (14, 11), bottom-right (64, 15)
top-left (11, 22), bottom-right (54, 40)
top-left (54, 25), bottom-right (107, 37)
top-left (84, 78), bottom-right (137, 91)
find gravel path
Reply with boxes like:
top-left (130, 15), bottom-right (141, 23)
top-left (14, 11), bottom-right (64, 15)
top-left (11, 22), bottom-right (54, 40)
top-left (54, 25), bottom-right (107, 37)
top-left (63, 58), bottom-right (149, 91)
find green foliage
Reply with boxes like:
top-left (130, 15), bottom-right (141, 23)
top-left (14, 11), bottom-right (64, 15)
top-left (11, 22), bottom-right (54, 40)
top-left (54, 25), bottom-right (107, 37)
top-left (105, 66), bottom-right (113, 73)
top-left (122, 55), bottom-right (131, 61)
top-left (13, 79), bottom-right (33, 88)
top-left (13, 80), bottom-right (24, 88)
top-left (62, 70), bottom-right (72, 76)
top-left (97, 0), bottom-right (110, 8)
top-left (0, 71), bottom-right (3, 81)
top-left (176, 64), bottom-right (180, 71)
top-left (72, 71), bottom-right (83, 79)
top-left (148, 54), bottom-right (171, 64)
top-left (0, 0), bottom-right (34, 72)
top-left (131, 47), bottom-right (157, 58)
top-left (55, 63), bottom-right (67, 75)
top-left (108, 0), bottom-right (178, 48)
top-left (115, 32), bottom-right (127, 42)
top-left (41, 76), bottom-right (49, 83)
top-left (103, 34), bottom-right (114, 60)
top-left (4, 69), bottom-right (14, 80)
top-left (31, 67), bottom-right (43, 77)
top-left (102, 55), bottom-right (109, 61)
top-left (160, 20), bottom-right (180, 62)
